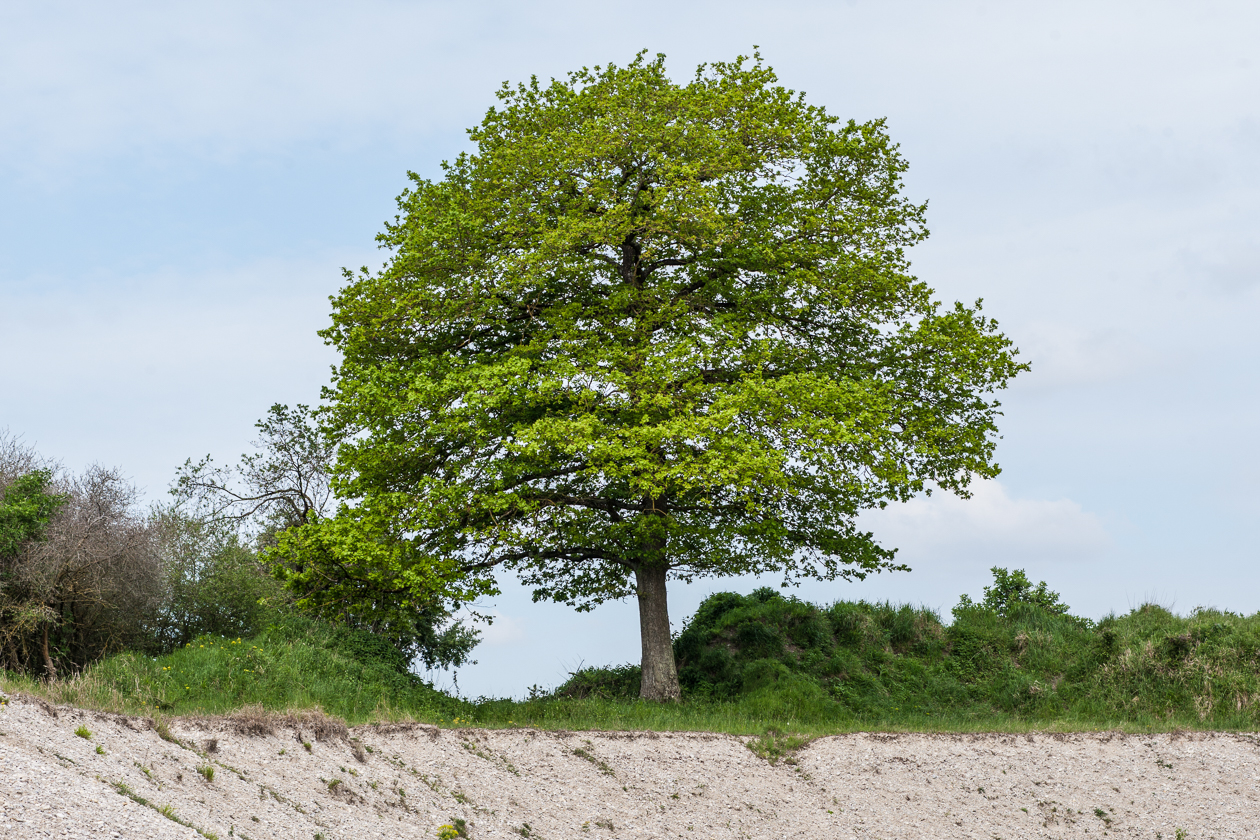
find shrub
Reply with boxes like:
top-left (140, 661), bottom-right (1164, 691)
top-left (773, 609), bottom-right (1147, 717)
top-left (76, 617), bottom-right (469, 722)
top-left (1, 447), bottom-right (164, 678)
top-left (552, 664), bottom-right (641, 700)
top-left (954, 566), bottom-right (1070, 619)
top-left (139, 511), bottom-right (290, 655)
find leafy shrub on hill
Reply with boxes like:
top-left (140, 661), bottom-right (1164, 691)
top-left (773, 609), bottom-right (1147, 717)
top-left (672, 587), bottom-right (945, 701)
top-left (141, 511), bottom-right (290, 654)
top-left (1087, 603), bottom-right (1260, 723)
top-left (552, 570), bottom-right (1260, 728)
top-left (17, 566), bottom-right (1260, 731)
top-left (551, 664), bottom-right (642, 700)
top-left (954, 566), bottom-right (1070, 618)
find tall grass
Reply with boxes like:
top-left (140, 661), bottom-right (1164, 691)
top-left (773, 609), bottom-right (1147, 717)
top-left (1, 615), bottom-right (462, 723)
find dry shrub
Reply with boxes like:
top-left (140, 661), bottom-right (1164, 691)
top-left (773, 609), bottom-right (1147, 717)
top-left (288, 707), bottom-right (348, 742)
top-left (223, 704), bottom-right (348, 741)
top-left (226, 703), bottom-right (276, 737)
top-left (1, 434), bottom-right (163, 677)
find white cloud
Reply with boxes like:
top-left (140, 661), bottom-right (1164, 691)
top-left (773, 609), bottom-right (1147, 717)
top-left (3, 1), bottom-right (1257, 174)
top-left (860, 480), bottom-right (1112, 564)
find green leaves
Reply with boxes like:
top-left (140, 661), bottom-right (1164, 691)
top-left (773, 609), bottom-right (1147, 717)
top-left (0, 470), bottom-right (64, 559)
top-left (319, 51), bottom-right (1026, 609)
top-left (972, 567), bottom-right (1071, 618)
top-left (262, 502), bottom-right (493, 667)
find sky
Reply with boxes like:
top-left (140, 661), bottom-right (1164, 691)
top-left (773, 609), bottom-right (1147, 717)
top-left (2, 0), bottom-right (1257, 698)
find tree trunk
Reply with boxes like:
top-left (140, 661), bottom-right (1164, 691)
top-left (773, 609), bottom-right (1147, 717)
top-left (41, 624), bottom-right (57, 681)
top-left (635, 564), bottom-right (680, 701)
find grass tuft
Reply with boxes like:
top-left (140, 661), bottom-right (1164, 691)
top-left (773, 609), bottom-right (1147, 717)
top-left (745, 729), bottom-right (813, 765)
top-left (571, 745), bottom-right (615, 776)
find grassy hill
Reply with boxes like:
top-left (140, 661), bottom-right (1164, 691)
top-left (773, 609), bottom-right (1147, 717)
top-left (1, 615), bottom-right (464, 723)
top-left (6, 578), bottom-right (1260, 734)
top-left (541, 587), bottom-right (1260, 731)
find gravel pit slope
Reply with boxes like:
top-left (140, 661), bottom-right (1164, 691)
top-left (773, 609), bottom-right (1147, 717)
top-left (1, 694), bottom-right (1258, 839)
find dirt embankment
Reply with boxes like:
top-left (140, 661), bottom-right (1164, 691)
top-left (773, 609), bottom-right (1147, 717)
top-left (1, 693), bottom-right (1258, 839)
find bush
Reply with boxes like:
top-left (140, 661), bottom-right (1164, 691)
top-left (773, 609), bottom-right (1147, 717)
top-left (552, 664), bottom-right (642, 700)
top-left (737, 664), bottom-right (834, 723)
top-left (1, 441), bottom-right (164, 678)
top-left (140, 511), bottom-right (290, 654)
top-left (546, 570), bottom-right (1260, 729)
top-left (954, 566), bottom-right (1070, 619)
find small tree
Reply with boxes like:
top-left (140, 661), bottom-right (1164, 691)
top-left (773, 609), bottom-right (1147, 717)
top-left (174, 405), bottom-right (478, 669)
top-left (319, 52), bottom-right (1027, 699)
top-left (0, 467), bottom-right (66, 673)
top-left (173, 403), bottom-right (335, 542)
top-left (0, 431), bottom-right (60, 560)
top-left (141, 509), bottom-right (289, 653)
top-left (955, 567), bottom-right (1070, 619)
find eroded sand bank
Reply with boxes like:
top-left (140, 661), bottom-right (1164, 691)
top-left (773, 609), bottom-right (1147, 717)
top-left (1, 695), bottom-right (1257, 839)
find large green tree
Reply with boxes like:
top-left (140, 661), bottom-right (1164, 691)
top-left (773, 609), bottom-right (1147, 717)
top-left (318, 52), bottom-right (1027, 700)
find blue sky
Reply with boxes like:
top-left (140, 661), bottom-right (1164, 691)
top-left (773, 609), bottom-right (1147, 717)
top-left (2, 1), bottom-right (1257, 697)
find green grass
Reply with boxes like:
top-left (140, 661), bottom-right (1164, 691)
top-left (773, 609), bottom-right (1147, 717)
top-left (5, 580), bottom-right (1260, 735)
top-left (745, 729), bottom-right (813, 764)
top-left (0, 615), bottom-right (463, 723)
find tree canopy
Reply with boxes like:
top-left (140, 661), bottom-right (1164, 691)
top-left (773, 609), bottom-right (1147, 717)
top-left (314, 51), bottom-right (1027, 699)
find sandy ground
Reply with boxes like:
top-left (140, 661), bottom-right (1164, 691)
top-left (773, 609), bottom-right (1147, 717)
top-left (1, 692), bottom-right (1257, 839)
